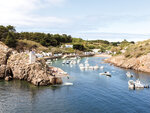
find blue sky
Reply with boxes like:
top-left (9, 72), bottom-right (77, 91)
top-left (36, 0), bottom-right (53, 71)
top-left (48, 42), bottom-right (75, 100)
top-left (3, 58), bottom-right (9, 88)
top-left (0, 0), bottom-right (150, 41)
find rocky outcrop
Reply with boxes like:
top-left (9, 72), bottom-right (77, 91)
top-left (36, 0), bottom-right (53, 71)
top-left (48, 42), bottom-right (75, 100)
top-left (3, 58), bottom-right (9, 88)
top-left (0, 42), bottom-right (13, 78)
top-left (0, 41), bottom-right (66, 86)
top-left (105, 53), bottom-right (150, 73)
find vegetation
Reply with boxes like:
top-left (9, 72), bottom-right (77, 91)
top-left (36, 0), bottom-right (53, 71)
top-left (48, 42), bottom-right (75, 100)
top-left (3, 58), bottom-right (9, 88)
top-left (0, 25), bottom-right (137, 54)
top-left (73, 44), bottom-right (85, 51)
top-left (0, 25), bottom-right (72, 48)
top-left (16, 40), bottom-right (48, 52)
top-left (124, 40), bottom-right (150, 58)
top-left (5, 32), bottom-right (17, 48)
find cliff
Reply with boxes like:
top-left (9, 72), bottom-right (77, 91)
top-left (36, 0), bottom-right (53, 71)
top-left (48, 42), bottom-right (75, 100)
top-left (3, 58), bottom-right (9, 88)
top-left (0, 42), bottom-right (65, 86)
top-left (105, 54), bottom-right (150, 73)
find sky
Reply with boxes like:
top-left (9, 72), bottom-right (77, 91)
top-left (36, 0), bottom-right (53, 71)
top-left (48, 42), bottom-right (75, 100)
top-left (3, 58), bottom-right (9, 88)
top-left (0, 0), bottom-right (150, 42)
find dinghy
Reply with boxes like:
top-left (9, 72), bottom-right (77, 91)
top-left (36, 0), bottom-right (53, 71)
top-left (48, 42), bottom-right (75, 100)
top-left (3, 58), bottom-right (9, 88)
top-left (63, 82), bottom-right (73, 86)
top-left (128, 79), bottom-right (149, 89)
top-left (99, 72), bottom-right (111, 76)
top-left (93, 65), bottom-right (99, 70)
top-left (126, 72), bottom-right (133, 78)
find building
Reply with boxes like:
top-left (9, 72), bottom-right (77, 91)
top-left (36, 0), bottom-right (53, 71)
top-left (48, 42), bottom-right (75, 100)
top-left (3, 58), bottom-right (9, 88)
top-left (92, 49), bottom-right (100, 53)
top-left (65, 45), bottom-right (73, 48)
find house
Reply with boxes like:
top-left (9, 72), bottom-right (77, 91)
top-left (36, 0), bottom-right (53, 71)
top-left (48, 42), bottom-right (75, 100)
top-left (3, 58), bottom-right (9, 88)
top-left (92, 49), bottom-right (100, 53)
top-left (65, 45), bottom-right (73, 48)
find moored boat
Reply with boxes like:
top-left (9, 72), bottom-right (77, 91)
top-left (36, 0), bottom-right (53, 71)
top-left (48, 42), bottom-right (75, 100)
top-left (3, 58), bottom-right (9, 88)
top-left (99, 72), bottom-right (111, 76)
top-left (126, 72), bottom-right (133, 78)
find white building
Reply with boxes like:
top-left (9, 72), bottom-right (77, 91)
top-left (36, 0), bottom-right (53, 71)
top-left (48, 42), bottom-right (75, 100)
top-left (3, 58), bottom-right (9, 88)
top-left (29, 51), bottom-right (36, 64)
top-left (65, 45), bottom-right (73, 48)
top-left (92, 49), bottom-right (100, 53)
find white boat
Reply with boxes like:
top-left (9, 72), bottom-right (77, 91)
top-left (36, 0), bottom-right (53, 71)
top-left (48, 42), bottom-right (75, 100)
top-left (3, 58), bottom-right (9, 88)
top-left (100, 66), bottom-right (104, 69)
top-left (66, 60), bottom-right (71, 64)
top-left (126, 72), bottom-right (133, 78)
top-left (46, 60), bottom-right (52, 65)
top-left (100, 72), bottom-right (111, 76)
top-left (128, 80), bottom-right (135, 89)
top-left (135, 79), bottom-right (144, 88)
top-left (79, 63), bottom-right (84, 67)
top-left (63, 82), bottom-right (73, 86)
top-left (77, 59), bottom-right (80, 63)
top-left (93, 65), bottom-right (99, 70)
top-left (46, 61), bottom-right (52, 65)
top-left (85, 60), bottom-right (88, 64)
top-left (89, 66), bottom-right (94, 69)
top-left (128, 79), bottom-right (149, 89)
top-left (80, 66), bottom-right (85, 70)
top-left (62, 60), bottom-right (66, 64)
top-left (84, 63), bottom-right (90, 69)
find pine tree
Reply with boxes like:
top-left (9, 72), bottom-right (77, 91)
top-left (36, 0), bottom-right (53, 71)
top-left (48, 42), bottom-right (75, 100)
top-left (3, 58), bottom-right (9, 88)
top-left (5, 32), bottom-right (17, 48)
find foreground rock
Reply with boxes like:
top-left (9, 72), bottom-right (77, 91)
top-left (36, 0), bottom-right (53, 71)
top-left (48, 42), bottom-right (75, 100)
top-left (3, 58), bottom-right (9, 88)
top-left (105, 54), bottom-right (150, 73)
top-left (0, 42), bottom-right (66, 86)
top-left (0, 42), bottom-right (13, 78)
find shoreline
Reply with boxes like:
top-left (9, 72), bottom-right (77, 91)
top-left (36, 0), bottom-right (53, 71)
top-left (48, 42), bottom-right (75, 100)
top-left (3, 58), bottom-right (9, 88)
top-left (93, 54), bottom-right (112, 58)
top-left (105, 54), bottom-right (150, 73)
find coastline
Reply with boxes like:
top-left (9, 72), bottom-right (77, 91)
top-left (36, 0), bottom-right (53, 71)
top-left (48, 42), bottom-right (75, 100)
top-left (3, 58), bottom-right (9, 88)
top-left (94, 54), bottom-right (112, 58)
top-left (105, 54), bottom-right (150, 73)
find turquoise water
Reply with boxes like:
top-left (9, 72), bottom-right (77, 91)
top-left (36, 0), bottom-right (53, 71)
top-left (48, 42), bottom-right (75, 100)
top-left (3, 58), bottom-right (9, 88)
top-left (0, 57), bottom-right (150, 113)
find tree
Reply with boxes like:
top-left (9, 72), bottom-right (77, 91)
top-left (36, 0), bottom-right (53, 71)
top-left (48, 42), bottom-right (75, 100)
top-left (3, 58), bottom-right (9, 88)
top-left (73, 44), bottom-right (85, 51)
top-left (0, 25), bottom-right (8, 41)
top-left (6, 25), bottom-right (16, 32)
top-left (5, 32), bottom-right (17, 48)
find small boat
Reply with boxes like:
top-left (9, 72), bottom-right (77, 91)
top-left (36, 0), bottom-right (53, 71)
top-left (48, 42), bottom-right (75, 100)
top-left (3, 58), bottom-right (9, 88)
top-left (46, 61), bottom-right (52, 65)
top-left (100, 72), bottom-right (111, 76)
top-left (79, 63), bottom-right (84, 67)
top-left (89, 66), bottom-right (94, 69)
top-left (100, 66), bottom-right (104, 69)
top-left (128, 79), bottom-right (149, 89)
top-left (80, 66), bottom-right (85, 70)
top-left (77, 59), bottom-right (80, 63)
top-left (93, 65), bottom-right (99, 70)
top-left (128, 80), bottom-right (135, 89)
top-left (46, 60), bottom-right (52, 65)
top-left (126, 72), bottom-right (133, 78)
top-left (63, 82), bottom-right (73, 86)
top-left (84, 63), bottom-right (90, 69)
top-left (66, 60), bottom-right (71, 64)
top-left (85, 60), bottom-right (88, 64)
top-left (62, 60), bottom-right (66, 64)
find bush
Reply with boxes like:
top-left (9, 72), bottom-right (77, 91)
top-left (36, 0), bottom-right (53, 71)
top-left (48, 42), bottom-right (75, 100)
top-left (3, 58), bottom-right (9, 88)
top-left (4, 32), bottom-right (17, 48)
top-left (73, 44), bottom-right (85, 51)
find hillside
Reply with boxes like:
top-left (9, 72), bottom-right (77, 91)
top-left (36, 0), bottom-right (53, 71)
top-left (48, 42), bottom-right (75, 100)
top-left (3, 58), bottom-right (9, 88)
top-left (124, 39), bottom-right (150, 58)
top-left (105, 39), bottom-right (150, 73)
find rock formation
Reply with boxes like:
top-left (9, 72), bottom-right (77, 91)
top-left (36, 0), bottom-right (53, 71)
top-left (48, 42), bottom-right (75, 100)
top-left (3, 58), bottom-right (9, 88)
top-left (105, 54), bottom-right (150, 73)
top-left (0, 41), bottom-right (65, 86)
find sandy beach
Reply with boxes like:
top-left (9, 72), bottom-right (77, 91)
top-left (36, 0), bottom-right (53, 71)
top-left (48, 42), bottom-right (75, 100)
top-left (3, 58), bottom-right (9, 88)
top-left (94, 54), bottom-right (112, 58)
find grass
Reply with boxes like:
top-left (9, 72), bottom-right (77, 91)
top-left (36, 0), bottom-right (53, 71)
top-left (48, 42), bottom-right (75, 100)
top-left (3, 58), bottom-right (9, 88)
top-left (124, 39), bottom-right (150, 58)
top-left (16, 39), bottom-right (48, 52)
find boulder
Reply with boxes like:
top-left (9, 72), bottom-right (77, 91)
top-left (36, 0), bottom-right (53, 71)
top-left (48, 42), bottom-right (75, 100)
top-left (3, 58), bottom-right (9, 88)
top-left (5, 76), bottom-right (12, 81)
top-left (0, 41), bottom-right (65, 86)
top-left (0, 42), bottom-right (13, 78)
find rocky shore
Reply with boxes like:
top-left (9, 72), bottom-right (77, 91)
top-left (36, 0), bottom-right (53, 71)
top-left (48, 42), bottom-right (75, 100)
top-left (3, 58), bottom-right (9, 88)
top-left (0, 42), bottom-right (67, 86)
top-left (105, 54), bottom-right (150, 73)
